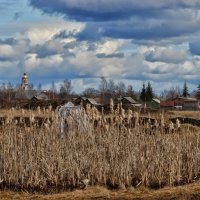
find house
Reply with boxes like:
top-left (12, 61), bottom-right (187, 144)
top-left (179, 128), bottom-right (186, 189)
top-left (160, 100), bottom-right (175, 110)
top-left (151, 98), bottom-right (160, 109)
top-left (152, 98), bottom-right (160, 105)
top-left (74, 97), bottom-right (100, 107)
top-left (31, 93), bottom-right (49, 101)
top-left (117, 97), bottom-right (141, 109)
top-left (121, 97), bottom-right (137, 105)
top-left (146, 98), bottom-right (160, 110)
top-left (174, 97), bottom-right (199, 110)
top-left (85, 98), bottom-right (99, 106)
top-left (74, 97), bottom-right (87, 105)
top-left (160, 97), bottom-right (199, 110)
top-left (31, 90), bottom-right (59, 101)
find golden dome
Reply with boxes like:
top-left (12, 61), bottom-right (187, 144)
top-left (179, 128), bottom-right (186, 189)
top-left (22, 72), bottom-right (28, 79)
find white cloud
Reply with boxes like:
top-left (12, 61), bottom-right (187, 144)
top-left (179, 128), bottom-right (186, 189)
top-left (96, 40), bottom-right (125, 54)
top-left (0, 60), bottom-right (19, 78)
top-left (24, 54), bottom-right (63, 72)
top-left (145, 47), bottom-right (187, 63)
top-left (0, 45), bottom-right (15, 59)
top-left (16, 21), bottom-right (85, 46)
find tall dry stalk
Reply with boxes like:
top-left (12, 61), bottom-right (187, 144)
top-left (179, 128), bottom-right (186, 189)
top-left (0, 107), bottom-right (199, 191)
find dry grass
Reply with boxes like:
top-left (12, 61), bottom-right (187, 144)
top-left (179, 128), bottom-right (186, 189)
top-left (0, 108), bottom-right (52, 118)
top-left (1, 182), bottom-right (200, 200)
top-left (0, 106), bottom-right (200, 198)
top-left (167, 111), bottom-right (200, 119)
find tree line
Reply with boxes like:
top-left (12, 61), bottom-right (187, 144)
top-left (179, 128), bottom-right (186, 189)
top-left (0, 78), bottom-right (199, 103)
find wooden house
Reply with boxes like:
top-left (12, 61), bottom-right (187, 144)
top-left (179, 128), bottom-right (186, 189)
top-left (160, 100), bottom-right (175, 110)
top-left (117, 97), bottom-right (141, 109)
top-left (74, 97), bottom-right (87, 106)
top-left (31, 93), bottom-right (49, 101)
top-left (174, 97), bottom-right (199, 110)
top-left (161, 97), bottom-right (199, 110)
top-left (121, 97), bottom-right (137, 105)
top-left (74, 97), bottom-right (100, 107)
top-left (146, 98), bottom-right (160, 110)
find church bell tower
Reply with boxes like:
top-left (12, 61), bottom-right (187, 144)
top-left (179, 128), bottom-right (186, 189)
top-left (21, 71), bottom-right (30, 90)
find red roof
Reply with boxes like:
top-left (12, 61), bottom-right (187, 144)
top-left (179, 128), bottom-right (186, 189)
top-left (160, 101), bottom-right (174, 107)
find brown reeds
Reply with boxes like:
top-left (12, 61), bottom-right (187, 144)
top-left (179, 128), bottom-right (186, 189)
top-left (0, 107), bottom-right (199, 192)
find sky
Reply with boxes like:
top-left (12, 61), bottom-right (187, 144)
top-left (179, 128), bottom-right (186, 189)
top-left (1, 0), bottom-right (200, 94)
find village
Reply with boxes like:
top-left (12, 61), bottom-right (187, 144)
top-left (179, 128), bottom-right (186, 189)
top-left (1, 71), bottom-right (198, 112)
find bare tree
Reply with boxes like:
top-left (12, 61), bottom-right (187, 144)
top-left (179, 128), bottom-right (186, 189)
top-left (99, 77), bottom-right (108, 94)
top-left (64, 79), bottom-right (72, 95)
top-left (50, 81), bottom-right (57, 94)
top-left (126, 85), bottom-right (137, 100)
top-left (160, 86), bottom-right (181, 100)
top-left (82, 88), bottom-right (99, 98)
top-left (59, 79), bottom-right (73, 99)
top-left (107, 79), bottom-right (116, 98)
top-left (99, 77), bottom-right (108, 104)
top-left (115, 81), bottom-right (126, 97)
top-left (7, 82), bottom-right (14, 102)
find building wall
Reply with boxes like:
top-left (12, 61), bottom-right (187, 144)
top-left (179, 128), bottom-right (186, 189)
top-left (183, 102), bottom-right (199, 110)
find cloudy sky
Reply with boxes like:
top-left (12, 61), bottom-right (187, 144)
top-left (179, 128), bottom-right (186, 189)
top-left (1, 0), bottom-right (200, 93)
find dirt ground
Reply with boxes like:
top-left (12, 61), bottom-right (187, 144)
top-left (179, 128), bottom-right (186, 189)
top-left (1, 181), bottom-right (200, 200)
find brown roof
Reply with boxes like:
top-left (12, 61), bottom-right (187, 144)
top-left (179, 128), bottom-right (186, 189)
top-left (86, 98), bottom-right (98, 105)
top-left (174, 97), bottom-right (198, 102)
top-left (75, 97), bottom-right (87, 101)
top-left (118, 97), bottom-right (137, 104)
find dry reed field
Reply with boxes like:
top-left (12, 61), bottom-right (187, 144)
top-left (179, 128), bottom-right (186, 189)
top-left (0, 103), bottom-right (200, 199)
